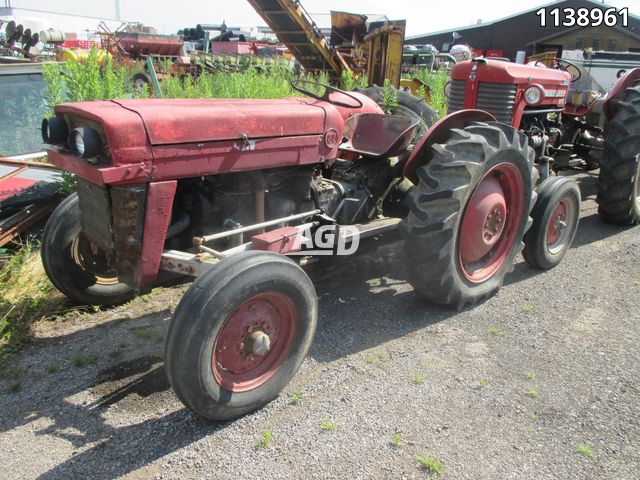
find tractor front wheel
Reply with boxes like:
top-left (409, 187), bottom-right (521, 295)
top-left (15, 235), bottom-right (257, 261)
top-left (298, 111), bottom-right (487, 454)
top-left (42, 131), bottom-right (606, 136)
top-left (523, 176), bottom-right (581, 270)
top-left (402, 122), bottom-right (536, 309)
top-left (165, 251), bottom-right (317, 421)
top-left (41, 194), bottom-right (135, 306)
top-left (597, 84), bottom-right (640, 225)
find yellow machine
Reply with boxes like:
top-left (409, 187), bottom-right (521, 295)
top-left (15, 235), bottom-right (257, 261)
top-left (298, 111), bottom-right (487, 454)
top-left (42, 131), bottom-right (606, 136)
top-left (247, 0), bottom-right (409, 90)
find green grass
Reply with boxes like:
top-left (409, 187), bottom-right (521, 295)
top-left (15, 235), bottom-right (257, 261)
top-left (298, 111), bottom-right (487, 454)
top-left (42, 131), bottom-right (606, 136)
top-left (291, 390), bottom-right (303, 405)
top-left (392, 433), bottom-right (402, 449)
top-left (255, 431), bottom-right (272, 450)
top-left (417, 455), bottom-right (445, 475)
top-left (0, 243), bottom-right (63, 359)
top-left (487, 326), bottom-right (503, 335)
top-left (409, 69), bottom-right (449, 117)
top-left (131, 326), bottom-right (164, 343)
top-left (524, 371), bottom-right (535, 381)
top-left (413, 374), bottom-right (425, 385)
top-left (576, 444), bottom-right (593, 458)
top-left (365, 355), bottom-right (376, 365)
top-left (45, 362), bottom-right (59, 374)
top-left (378, 351), bottom-right (390, 361)
top-left (321, 420), bottom-right (337, 432)
top-left (7, 380), bottom-right (21, 392)
top-left (526, 386), bottom-right (539, 398)
top-left (72, 354), bottom-right (97, 368)
top-left (522, 304), bottom-right (534, 313)
top-left (478, 379), bottom-right (488, 388)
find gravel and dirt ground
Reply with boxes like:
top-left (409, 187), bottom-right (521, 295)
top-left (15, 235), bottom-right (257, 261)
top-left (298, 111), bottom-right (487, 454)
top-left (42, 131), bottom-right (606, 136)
top-left (0, 172), bottom-right (638, 480)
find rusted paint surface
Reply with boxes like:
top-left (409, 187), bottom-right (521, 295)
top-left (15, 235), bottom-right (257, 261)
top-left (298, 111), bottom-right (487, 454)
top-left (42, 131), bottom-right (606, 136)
top-left (251, 227), bottom-right (303, 254)
top-left (49, 94), bottom-right (386, 187)
top-left (134, 181), bottom-right (177, 289)
top-left (0, 177), bottom-right (37, 201)
top-left (403, 110), bottom-right (497, 184)
top-left (46, 149), bottom-right (149, 185)
top-left (76, 179), bottom-right (113, 252)
top-left (150, 135), bottom-right (323, 181)
top-left (109, 98), bottom-right (328, 145)
top-left (603, 68), bottom-right (640, 120)
top-left (55, 100), bottom-right (152, 165)
top-left (111, 185), bottom-right (147, 278)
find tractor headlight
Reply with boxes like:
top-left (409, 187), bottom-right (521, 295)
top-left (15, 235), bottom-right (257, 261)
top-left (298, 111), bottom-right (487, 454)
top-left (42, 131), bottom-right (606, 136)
top-left (524, 85), bottom-right (544, 106)
top-left (69, 127), bottom-right (102, 158)
top-left (444, 81), bottom-right (452, 98)
top-left (41, 117), bottom-right (68, 145)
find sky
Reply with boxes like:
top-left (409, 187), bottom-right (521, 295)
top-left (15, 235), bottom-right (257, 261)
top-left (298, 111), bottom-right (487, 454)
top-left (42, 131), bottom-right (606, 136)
top-left (7, 0), bottom-right (640, 36)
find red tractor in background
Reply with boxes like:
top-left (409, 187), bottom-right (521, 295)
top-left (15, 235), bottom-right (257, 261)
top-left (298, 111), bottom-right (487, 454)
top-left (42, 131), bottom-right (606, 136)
top-left (39, 57), bottom-right (639, 420)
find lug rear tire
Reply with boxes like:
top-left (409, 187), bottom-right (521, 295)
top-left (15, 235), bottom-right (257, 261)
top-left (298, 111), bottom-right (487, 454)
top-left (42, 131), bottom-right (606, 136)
top-left (358, 86), bottom-right (439, 138)
top-left (41, 194), bottom-right (135, 306)
top-left (402, 122), bottom-right (536, 309)
top-left (165, 251), bottom-right (317, 421)
top-left (523, 176), bottom-right (580, 270)
top-left (597, 84), bottom-right (640, 225)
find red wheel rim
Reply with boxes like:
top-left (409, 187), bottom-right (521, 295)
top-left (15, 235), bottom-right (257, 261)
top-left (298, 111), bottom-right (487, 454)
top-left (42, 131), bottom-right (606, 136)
top-left (546, 201), bottom-right (566, 249)
top-left (545, 197), bottom-right (576, 254)
top-left (212, 291), bottom-right (297, 392)
top-left (458, 163), bottom-right (525, 283)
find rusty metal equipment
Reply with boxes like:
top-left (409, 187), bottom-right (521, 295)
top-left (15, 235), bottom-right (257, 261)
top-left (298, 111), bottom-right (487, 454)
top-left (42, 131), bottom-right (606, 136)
top-left (248, 0), bottom-right (405, 88)
top-left (0, 156), bottom-right (61, 247)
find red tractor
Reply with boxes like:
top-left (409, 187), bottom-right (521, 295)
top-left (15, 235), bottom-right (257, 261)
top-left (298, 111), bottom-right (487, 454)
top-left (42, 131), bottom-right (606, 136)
top-left (40, 59), bottom-right (639, 420)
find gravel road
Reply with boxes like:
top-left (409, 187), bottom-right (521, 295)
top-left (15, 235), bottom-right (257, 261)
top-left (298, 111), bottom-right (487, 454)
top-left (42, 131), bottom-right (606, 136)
top-left (1, 172), bottom-right (639, 479)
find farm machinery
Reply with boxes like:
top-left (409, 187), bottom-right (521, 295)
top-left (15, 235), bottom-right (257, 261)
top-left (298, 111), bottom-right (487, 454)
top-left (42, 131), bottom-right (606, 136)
top-left (39, 47), bottom-right (639, 420)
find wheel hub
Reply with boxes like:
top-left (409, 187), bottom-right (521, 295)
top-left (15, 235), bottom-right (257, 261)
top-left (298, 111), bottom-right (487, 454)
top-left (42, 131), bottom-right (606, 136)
top-left (244, 329), bottom-right (271, 355)
top-left (460, 175), bottom-right (507, 264)
top-left (212, 292), bottom-right (296, 392)
top-left (546, 202), bottom-right (568, 246)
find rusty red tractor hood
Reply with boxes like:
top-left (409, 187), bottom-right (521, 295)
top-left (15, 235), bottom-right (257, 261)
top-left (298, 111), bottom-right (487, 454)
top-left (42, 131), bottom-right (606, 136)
top-left (451, 60), bottom-right (572, 88)
top-left (49, 94), bottom-right (382, 186)
top-left (449, 59), bottom-right (572, 124)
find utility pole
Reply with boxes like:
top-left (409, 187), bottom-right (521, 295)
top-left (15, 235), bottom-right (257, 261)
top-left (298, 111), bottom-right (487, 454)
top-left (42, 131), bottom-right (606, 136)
top-left (114, 0), bottom-right (121, 21)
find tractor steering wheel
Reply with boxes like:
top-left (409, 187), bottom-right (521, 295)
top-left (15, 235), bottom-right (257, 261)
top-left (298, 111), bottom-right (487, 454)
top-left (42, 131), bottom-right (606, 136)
top-left (554, 58), bottom-right (582, 83)
top-left (291, 80), bottom-right (364, 109)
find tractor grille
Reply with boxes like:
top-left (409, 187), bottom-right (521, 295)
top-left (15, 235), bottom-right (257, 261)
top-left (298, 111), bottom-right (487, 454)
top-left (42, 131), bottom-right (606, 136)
top-left (447, 80), bottom-right (466, 113)
top-left (77, 179), bottom-right (113, 252)
top-left (447, 81), bottom-right (517, 124)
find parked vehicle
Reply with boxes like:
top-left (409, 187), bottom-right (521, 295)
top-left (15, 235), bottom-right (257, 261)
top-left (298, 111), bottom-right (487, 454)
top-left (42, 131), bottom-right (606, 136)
top-left (39, 57), bottom-right (639, 420)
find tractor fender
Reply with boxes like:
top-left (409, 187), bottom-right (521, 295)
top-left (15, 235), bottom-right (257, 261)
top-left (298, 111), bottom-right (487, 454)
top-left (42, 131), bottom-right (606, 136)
top-left (603, 68), bottom-right (640, 120)
top-left (403, 109), bottom-right (496, 184)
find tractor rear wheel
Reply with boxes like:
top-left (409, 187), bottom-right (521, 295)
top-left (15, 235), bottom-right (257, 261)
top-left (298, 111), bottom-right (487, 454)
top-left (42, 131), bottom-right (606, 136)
top-left (597, 84), bottom-right (640, 225)
top-left (41, 194), bottom-right (135, 305)
top-left (402, 122), bottom-right (536, 309)
top-left (165, 251), bottom-right (317, 421)
top-left (358, 86), bottom-right (439, 138)
top-left (523, 176), bottom-right (581, 270)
